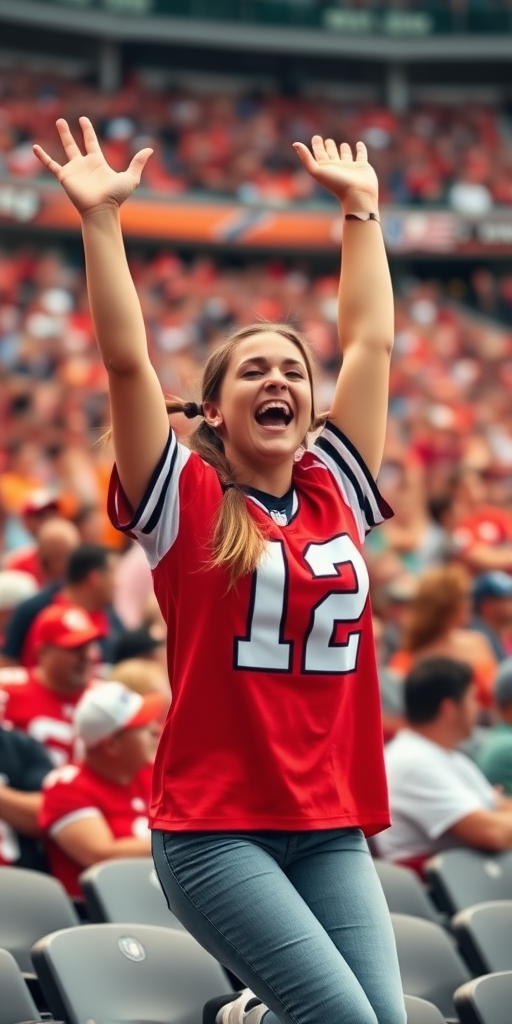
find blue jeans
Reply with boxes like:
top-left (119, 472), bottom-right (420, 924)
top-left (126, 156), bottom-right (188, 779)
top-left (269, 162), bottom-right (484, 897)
top-left (152, 828), bottom-right (406, 1024)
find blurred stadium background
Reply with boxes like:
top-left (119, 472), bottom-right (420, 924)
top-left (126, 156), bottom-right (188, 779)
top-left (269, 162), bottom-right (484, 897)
top-left (1, 0), bottom-right (512, 552)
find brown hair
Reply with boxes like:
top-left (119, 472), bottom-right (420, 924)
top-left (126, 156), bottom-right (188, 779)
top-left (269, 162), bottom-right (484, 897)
top-left (402, 564), bottom-right (470, 652)
top-left (166, 322), bottom-right (324, 586)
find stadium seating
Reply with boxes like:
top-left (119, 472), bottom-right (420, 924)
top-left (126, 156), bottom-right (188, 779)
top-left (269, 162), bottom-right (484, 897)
top-left (373, 860), bottom-right (442, 923)
top-left (0, 867), bottom-right (79, 973)
top-left (391, 913), bottom-right (471, 1020)
top-left (31, 923), bottom-right (234, 1024)
top-left (451, 901), bottom-right (512, 975)
top-left (402, 995), bottom-right (446, 1024)
top-left (454, 971), bottom-right (512, 1024)
top-left (0, 949), bottom-right (43, 1024)
top-left (79, 857), bottom-right (185, 928)
top-left (424, 850), bottom-right (512, 916)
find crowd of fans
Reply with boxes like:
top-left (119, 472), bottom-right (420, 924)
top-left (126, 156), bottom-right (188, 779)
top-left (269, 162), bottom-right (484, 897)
top-left (2, 66), bottom-right (512, 211)
top-left (3, 232), bottom-right (512, 896)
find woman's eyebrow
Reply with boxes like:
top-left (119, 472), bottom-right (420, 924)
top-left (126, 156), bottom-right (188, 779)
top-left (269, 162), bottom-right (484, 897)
top-left (238, 356), bottom-right (305, 369)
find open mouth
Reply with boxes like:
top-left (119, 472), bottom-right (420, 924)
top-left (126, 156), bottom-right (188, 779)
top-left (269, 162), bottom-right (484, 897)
top-left (254, 400), bottom-right (294, 429)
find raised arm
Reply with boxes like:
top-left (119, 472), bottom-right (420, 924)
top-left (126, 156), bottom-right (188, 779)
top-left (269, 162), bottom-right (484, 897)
top-left (294, 137), bottom-right (393, 478)
top-left (33, 118), bottom-right (170, 510)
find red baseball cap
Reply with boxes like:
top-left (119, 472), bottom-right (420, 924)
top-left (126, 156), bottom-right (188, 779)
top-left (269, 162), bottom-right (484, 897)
top-left (34, 604), bottom-right (102, 650)
top-left (21, 489), bottom-right (60, 517)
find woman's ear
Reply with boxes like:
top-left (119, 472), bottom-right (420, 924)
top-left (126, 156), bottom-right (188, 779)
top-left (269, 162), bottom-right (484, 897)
top-left (203, 401), bottom-right (223, 428)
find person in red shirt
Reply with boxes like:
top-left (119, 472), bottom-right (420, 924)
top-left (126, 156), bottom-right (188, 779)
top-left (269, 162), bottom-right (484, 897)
top-left (0, 604), bottom-right (102, 765)
top-left (447, 466), bottom-right (512, 574)
top-left (39, 681), bottom-right (165, 899)
top-left (35, 122), bottom-right (405, 1024)
top-left (3, 490), bottom-right (62, 585)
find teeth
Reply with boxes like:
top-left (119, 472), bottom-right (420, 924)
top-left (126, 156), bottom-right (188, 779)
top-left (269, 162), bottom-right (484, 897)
top-left (256, 400), bottom-right (292, 416)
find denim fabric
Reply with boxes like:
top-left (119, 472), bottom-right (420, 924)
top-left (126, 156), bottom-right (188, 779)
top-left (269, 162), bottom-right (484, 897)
top-left (152, 828), bottom-right (406, 1024)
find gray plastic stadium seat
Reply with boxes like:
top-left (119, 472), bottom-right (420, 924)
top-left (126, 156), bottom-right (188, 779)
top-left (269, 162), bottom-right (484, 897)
top-left (403, 994), bottom-right (446, 1024)
top-left (373, 860), bottom-right (441, 923)
top-left (79, 857), bottom-right (185, 928)
top-left (424, 849), bottom-right (512, 915)
top-left (31, 923), bottom-right (233, 1024)
top-left (0, 949), bottom-right (42, 1024)
top-left (451, 901), bottom-right (512, 975)
top-left (391, 913), bottom-right (471, 1020)
top-left (454, 971), bottom-right (512, 1024)
top-left (0, 867), bottom-right (79, 972)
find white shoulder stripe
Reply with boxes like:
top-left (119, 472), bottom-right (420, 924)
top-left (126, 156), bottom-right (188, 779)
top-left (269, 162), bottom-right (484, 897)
top-left (49, 806), bottom-right (102, 837)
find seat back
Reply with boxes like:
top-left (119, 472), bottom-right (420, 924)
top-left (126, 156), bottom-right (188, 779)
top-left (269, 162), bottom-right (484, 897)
top-left (454, 971), bottom-right (512, 1024)
top-left (80, 857), bottom-right (185, 928)
top-left (452, 901), bottom-right (512, 975)
top-left (0, 948), bottom-right (41, 1024)
top-left (391, 913), bottom-right (471, 1019)
top-left (0, 867), bottom-right (79, 972)
top-left (403, 994), bottom-right (446, 1024)
top-left (373, 860), bottom-right (440, 922)
top-left (31, 923), bottom-right (233, 1024)
top-left (425, 850), bottom-right (512, 915)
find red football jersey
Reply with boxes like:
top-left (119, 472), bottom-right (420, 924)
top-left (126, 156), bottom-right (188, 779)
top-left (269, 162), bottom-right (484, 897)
top-left (108, 421), bottom-right (393, 836)
top-left (4, 547), bottom-right (42, 584)
top-left (39, 763), bottom-right (151, 897)
top-left (0, 669), bottom-right (81, 766)
top-left (452, 506), bottom-right (512, 555)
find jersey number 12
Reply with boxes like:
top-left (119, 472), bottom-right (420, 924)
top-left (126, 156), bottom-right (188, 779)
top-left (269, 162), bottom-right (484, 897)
top-left (235, 534), bottom-right (369, 675)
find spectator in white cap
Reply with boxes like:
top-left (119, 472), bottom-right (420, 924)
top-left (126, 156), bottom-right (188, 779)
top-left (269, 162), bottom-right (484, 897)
top-left (471, 571), bottom-right (512, 662)
top-left (39, 681), bottom-right (166, 899)
top-left (477, 659), bottom-right (512, 795)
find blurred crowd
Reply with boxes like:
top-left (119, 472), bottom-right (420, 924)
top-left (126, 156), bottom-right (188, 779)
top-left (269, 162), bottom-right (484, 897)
top-left (3, 234), bottom-right (512, 889)
top-left (2, 66), bottom-right (512, 211)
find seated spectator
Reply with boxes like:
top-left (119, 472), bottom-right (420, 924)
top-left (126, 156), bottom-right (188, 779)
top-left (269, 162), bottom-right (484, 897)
top-left (0, 604), bottom-right (102, 765)
top-left (390, 565), bottom-right (497, 709)
top-left (111, 628), bottom-right (164, 666)
top-left (0, 722), bottom-right (53, 870)
top-left (375, 657), bottom-right (512, 872)
top-left (471, 571), bottom-right (512, 662)
top-left (0, 571), bottom-right (38, 645)
top-left (39, 681), bottom-right (165, 899)
top-left (2, 543), bottom-right (124, 668)
top-left (3, 489), bottom-right (61, 584)
top-left (447, 466), bottom-right (512, 574)
top-left (477, 659), bottom-right (512, 795)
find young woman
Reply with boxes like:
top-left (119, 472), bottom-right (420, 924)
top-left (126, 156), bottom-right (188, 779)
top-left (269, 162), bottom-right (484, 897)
top-left (34, 119), bottom-right (405, 1024)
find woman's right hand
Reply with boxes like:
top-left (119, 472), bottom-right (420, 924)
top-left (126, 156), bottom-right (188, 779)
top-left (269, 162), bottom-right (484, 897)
top-left (33, 117), bottom-right (153, 216)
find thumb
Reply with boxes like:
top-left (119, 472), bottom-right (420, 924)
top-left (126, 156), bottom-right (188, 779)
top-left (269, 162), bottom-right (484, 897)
top-left (127, 147), bottom-right (154, 185)
top-left (292, 142), bottom-right (318, 177)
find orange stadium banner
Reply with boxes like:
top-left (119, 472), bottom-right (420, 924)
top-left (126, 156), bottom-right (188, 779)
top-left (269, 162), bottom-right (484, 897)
top-left (2, 178), bottom-right (512, 255)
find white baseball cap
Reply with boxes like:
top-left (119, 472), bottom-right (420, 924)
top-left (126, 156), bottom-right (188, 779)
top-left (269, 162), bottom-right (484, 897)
top-left (75, 681), bottom-right (166, 748)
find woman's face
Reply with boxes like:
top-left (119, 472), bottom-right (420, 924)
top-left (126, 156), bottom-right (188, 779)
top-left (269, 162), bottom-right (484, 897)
top-left (205, 333), bottom-right (313, 474)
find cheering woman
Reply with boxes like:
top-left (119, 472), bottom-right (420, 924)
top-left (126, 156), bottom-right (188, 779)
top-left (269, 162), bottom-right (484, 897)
top-left (34, 119), bottom-right (405, 1024)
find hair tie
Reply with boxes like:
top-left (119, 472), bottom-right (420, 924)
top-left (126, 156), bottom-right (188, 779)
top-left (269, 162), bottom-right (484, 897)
top-left (183, 402), bottom-right (204, 419)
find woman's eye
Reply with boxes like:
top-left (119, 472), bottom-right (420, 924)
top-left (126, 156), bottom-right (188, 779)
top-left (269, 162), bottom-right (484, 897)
top-left (242, 370), bottom-right (262, 378)
top-left (286, 371), bottom-right (304, 379)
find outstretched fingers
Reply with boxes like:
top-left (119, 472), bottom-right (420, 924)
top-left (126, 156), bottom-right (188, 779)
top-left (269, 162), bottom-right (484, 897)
top-left (79, 116), bottom-right (101, 154)
top-left (127, 147), bottom-right (154, 185)
top-left (32, 144), bottom-right (63, 179)
top-left (55, 119), bottom-right (82, 161)
top-left (355, 140), bottom-right (368, 162)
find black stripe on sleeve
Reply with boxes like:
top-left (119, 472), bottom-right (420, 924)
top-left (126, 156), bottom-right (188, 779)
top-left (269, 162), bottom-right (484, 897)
top-left (315, 435), bottom-right (374, 525)
top-left (118, 428), bottom-right (175, 533)
top-left (141, 439), bottom-right (178, 536)
top-left (315, 421), bottom-right (393, 521)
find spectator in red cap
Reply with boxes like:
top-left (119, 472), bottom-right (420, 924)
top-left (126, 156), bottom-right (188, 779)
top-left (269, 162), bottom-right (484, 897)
top-left (2, 543), bottom-right (124, 670)
top-left (39, 680), bottom-right (165, 899)
top-left (0, 604), bottom-right (102, 765)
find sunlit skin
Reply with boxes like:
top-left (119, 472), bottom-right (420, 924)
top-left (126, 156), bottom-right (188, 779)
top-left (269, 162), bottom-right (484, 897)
top-left (203, 333), bottom-right (314, 496)
top-left (86, 721), bottom-right (161, 785)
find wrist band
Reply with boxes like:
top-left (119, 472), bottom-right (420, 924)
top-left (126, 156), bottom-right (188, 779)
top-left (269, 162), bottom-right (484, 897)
top-left (345, 212), bottom-right (380, 222)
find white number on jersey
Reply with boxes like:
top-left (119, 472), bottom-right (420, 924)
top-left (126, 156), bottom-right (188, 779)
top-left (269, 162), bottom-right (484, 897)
top-left (28, 717), bottom-right (75, 766)
top-left (234, 534), bottom-right (369, 674)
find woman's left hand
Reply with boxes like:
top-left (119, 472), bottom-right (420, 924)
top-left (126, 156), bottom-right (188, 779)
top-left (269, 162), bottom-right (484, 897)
top-left (293, 136), bottom-right (378, 207)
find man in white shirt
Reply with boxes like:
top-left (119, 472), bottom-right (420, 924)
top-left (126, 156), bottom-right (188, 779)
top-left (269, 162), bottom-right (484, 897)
top-left (375, 657), bottom-right (512, 867)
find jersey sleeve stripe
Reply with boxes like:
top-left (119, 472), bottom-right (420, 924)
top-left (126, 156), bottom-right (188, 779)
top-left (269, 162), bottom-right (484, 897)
top-left (314, 422), bottom-right (393, 535)
top-left (48, 806), bottom-right (102, 836)
top-left (116, 429), bottom-right (176, 534)
top-left (141, 439), bottom-right (178, 536)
